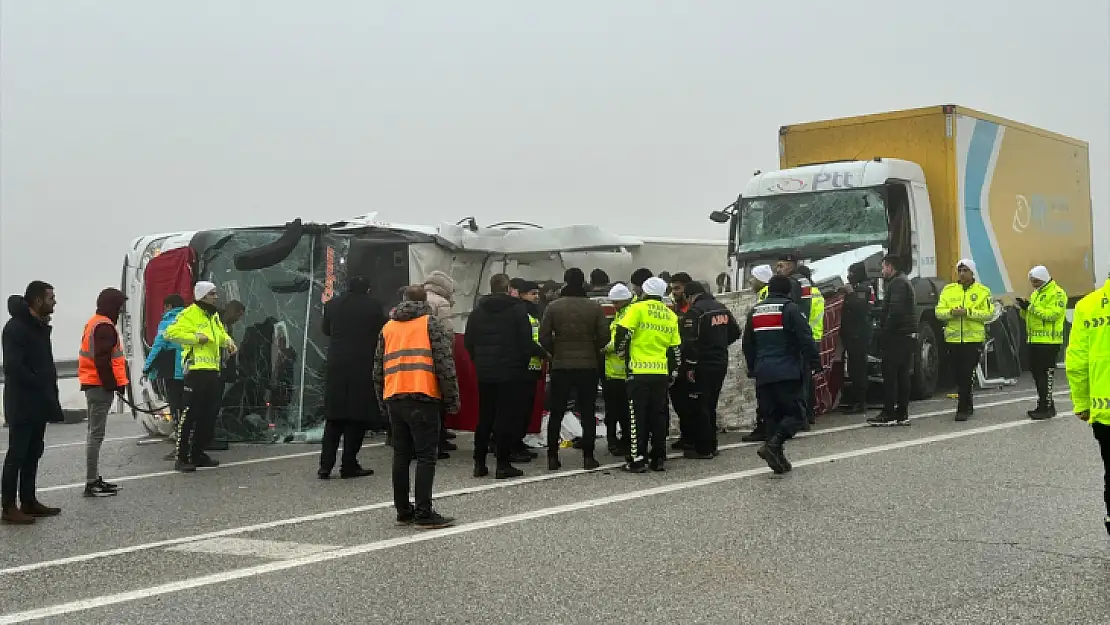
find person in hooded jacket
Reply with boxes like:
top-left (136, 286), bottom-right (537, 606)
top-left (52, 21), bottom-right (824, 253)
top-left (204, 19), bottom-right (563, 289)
top-left (1, 281), bottom-right (64, 524)
top-left (465, 274), bottom-right (548, 479)
top-left (540, 268), bottom-right (609, 471)
top-left (679, 281), bottom-right (741, 458)
top-left (839, 262), bottom-right (875, 416)
top-left (78, 287), bottom-right (129, 497)
top-left (317, 276), bottom-right (386, 479)
top-left (422, 270), bottom-right (460, 452)
top-left (743, 276), bottom-right (821, 474)
top-left (164, 281), bottom-right (238, 472)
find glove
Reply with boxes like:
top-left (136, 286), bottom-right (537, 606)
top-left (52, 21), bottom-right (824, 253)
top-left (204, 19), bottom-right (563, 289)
top-left (225, 338), bottom-right (238, 354)
top-left (1016, 298), bottom-right (1029, 310)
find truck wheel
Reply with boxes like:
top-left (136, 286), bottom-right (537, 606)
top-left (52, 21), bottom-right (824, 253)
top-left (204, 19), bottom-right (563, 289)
top-left (911, 322), bottom-right (940, 399)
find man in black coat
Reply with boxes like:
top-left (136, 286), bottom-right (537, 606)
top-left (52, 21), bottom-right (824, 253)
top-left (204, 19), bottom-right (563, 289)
top-left (869, 254), bottom-right (918, 425)
top-left (839, 262), bottom-right (875, 415)
top-left (464, 274), bottom-right (548, 479)
top-left (1, 281), bottom-right (64, 524)
top-left (742, 276), bottom-right (821, 474)
top-left (318, 276), bottom-right (387, 479)
top-left (680, 281), bottom-right (741, 458)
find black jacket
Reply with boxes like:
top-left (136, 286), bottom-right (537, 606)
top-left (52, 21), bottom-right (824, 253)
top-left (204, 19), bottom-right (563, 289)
top-left (840, 280), bottom-right (875, 344)
top-left (742, 295), bottom-right (820, 387)
top-left (881, 273), bottom-right (917, 338)
top-left (680, 293), bottom-right (741, 371)
top-left (322, 291), bottom-right (388, 424)
top-left (2, 296), bottom-right (64, 425)
top-left (464, 293), bottom-right (546, 383)
top-left (788, 272), bottom-right (811, 323)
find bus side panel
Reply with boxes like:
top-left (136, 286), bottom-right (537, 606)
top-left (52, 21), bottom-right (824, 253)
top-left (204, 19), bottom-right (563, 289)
top-left (953, 113), bottom-right (1094, 297)
top-left (779, 110), bottom-right (957, 280)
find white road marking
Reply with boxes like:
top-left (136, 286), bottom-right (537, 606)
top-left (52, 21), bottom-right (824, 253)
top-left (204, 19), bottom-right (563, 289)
top-left (0, 417), bottom-right (1049, 624)
top-left (0, 434), bottom-right (147, 455)
top-left (0, 392), bottom-right (1065, 578)
top-left (35, 442), bottom-right (387, 493)
top-left (165, 538), bottom-right (341, 560)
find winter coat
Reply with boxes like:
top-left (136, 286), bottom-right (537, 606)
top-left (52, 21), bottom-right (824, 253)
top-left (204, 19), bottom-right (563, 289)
top-left (373, 300), bottom-right (461, 414)
top-left (144, 307), bottom-right (186, 381)
top-left (742, 294), bottom-right (820, 387)
top-left (464, 293), bottom-right (546, 383)
top-left (2, 296), bottom-right (64, 425)
top-left (539, 285), bottom-right (609, 370)
top-left (840, 282), bottom-right (875, 345)
top-left (881, 273), bottom-right (917, 338)
top-left (423, 271), bottom-right (456, 329)
top-left (322, 291), bottom-right (388, 425)
top-left (679, 292), bottom-right (741, 371)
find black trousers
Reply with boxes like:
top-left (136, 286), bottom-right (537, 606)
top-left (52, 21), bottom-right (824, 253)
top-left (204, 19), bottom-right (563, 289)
top-left (476, 381), bottom-right (528, 466)
top-left (547, 369), bottom-right (600, 454)
top-left (1094, 423), bottom-right (1110, 517)
top-left (627, 375), bottom-right (670, 462)
top-left (601, 378), bottom-right (631, 448)
top-left (756, 380), bottom-right (805, 444)
top-left (669, 377), bottom-right (696, 442)
top-left (162, 378), bottom-right (187, 423)
top-left (691, 367), bottom-right (727, 454)
top-left (948, 343), bottom-right (982, 413)
top-left (844, 341), bottom-right (869, 407)
top-left (387, 399), bottom-right (441, 514)
top-left (881, 335), bottom-right (915, 417)
top-left (1029, 343), bottom-right (1060, 408)
top-left (319, 419), bottom-right (367, 472)
top-left (1, 420), bottom-right (47, 506)
top-left (177, 370), bottom-right (223, 463)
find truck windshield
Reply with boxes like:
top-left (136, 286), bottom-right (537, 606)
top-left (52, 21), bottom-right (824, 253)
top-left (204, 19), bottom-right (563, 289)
top-left (737, 188), bottom-right (888, 253)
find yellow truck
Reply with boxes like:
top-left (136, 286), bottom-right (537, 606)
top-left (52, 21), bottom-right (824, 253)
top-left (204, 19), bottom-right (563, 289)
top-left (711, 105), bottom-right (1095, 397)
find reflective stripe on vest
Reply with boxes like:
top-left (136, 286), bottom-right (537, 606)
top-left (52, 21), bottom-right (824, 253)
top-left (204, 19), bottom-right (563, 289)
top-left (381, 317), bottom-right (441, 400)
top-left (619, 299), bottom-right (681, 375)
top-left (77, 314), bottom-right (129, 387)
top-left (809, 291), bottom-right (825, 341)
top-left (528, 314), bottom-right (543, 371)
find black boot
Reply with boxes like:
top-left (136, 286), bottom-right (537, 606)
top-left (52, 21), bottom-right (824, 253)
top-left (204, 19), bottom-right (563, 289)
top-left (757, 435), bottom-right (788, 474)
top-left (473, 459), bottom-right (489, 478)
top-left (547, 454), bottom-right (561, 471)
top-left (741, 423), bottom-right (767, 443)
top-left (583, 453), bottom-right (600, 470)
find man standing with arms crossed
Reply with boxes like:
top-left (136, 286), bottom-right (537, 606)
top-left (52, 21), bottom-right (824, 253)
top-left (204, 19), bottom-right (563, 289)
top-left (614, 277), bottom-right (682, 473)
top-left (375, 285), bottom-right (460, 529)
top-left (1065, 270), bottom-right (1110, 536)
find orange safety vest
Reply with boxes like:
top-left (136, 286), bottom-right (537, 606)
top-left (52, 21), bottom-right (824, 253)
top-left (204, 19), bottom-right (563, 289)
top-left (380, 316), bottom-right (441, 400)
top-left (77, 314), bottom-right (129, 388)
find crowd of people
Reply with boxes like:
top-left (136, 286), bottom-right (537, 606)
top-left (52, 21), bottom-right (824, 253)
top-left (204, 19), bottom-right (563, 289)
top-left (1, 255), bottom-right (1107, 535)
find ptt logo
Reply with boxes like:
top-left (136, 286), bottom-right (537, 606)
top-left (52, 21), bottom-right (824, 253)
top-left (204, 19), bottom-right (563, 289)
top-left (767, 178), bottom-right (807, 193)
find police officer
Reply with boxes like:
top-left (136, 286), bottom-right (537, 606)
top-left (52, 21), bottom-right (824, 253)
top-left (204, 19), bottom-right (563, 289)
top-left (614, 277), bottom-right (682, 473)
top-left (1017, 265), bottom-right (1067, 419)
top-left (742, 276), bottom-right (820, 474)
top-left (742, 264), bottom-right (776, 443)
top-left (1064, 270), bottom-right (1109, 535)
top-left (775, 253), bottom-right (811, 320)
top-left (679, 281), bottom-right (741, 458)
top-left (840, 262), bottom-right (874, 416)
top-left (601, 284), bottom-right (634, 456)
top-left (935, 259), bottom-right (993, 421)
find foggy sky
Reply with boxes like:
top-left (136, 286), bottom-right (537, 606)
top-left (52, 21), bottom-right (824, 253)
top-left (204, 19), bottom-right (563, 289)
top-left (2, 0), bottom-right (1108, 351)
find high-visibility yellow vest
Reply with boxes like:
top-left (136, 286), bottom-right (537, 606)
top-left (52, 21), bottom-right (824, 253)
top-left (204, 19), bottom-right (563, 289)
top-left (1022, 280), bottom-right (1067, 345)
top-left (616, 299), bottom-right (681, 375)
top-left (1066, 279), bottom-right (1110, 426)
top-left (935, 282), bottom-right (993, 343)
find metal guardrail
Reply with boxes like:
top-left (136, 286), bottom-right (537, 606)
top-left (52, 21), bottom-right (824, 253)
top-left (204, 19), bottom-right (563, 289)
top-left (0, 359), bottom-right (80, 384)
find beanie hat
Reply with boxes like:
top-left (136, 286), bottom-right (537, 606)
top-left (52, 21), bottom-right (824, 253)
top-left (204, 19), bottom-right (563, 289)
top-left (767, 275), bottom-right (792, 296)
top-left (751, 265), bottom-right (773, 283)
top-left (642, 277), bottom-right (668, 297)
top-left (608, 284), bottom-right (633, 301)
top-left (194, 281), bottom-right (217, 301)
top-left (956, 258), bottom-right (978, 276)
top-left (1028, 265), bottom-right (1050, 282)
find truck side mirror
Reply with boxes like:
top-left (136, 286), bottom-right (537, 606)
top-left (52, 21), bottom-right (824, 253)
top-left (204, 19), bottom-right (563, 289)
top-left (708, 210), bottom-right (731, 224)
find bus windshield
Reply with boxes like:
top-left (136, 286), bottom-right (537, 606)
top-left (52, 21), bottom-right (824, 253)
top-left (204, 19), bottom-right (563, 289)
top-left (736, 188), bottom-right (888, 254)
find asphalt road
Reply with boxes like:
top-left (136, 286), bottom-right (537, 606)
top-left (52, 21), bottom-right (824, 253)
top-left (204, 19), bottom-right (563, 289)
top-left (0, 382), bottom-right (1106, 624)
